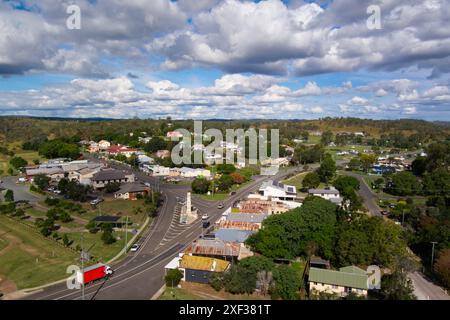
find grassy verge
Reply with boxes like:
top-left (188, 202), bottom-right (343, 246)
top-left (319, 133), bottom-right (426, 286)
top-left (158, 287), bottom-right (206, 300)
top-left (0, 216), bottom-right (78, 289)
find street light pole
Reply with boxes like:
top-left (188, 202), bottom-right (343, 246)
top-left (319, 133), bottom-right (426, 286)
top-left (402, 209), bottom-right (405, 226)
top-left (81, 232), bottom-right (85, 301)
top-left (124, 216), bottom-right (128, 253)
top-left (431, 241), bottom-right (438, 270)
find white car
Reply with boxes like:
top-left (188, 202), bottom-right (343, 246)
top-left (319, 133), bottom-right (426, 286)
top-left (201, 214), bottom-right (209, 220)
top-left (130, 244), bottom-right (140, 252)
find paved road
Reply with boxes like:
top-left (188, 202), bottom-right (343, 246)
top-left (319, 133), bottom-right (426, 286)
top-left (23, 165), bottom-right (297, 300)
top-left (0, 176), bottom-right (43, 204)
top-left (342, 171), bottom-right (381, 216)
top-left (344, 171), bottom-right (450, 300)
top-left (410, 272), bottom-right (450, 300)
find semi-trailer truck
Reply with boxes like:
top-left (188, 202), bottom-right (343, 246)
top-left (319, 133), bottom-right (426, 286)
top-left (78, 263), bottom-right (113, 285)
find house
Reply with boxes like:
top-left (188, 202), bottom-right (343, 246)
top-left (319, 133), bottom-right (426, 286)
top-left (164, 254), bottom-right (230, 284)
top-left (88, 142), bottom-right (99, 153)
top-left (108, 145), bottom-right (139, 158)
top-left (185, 239), bottom-right (242, 262)
top-left (155, 150), bottom-right (170, 159)
top-left (171, 167), bottom-right (211, 178)
top-left (308, 266), bottom-right (369, 298)
top-left (214, 228), bottom-right (256, 243)
top-left (144, 165), bottom-right (170, 176)
top-left (138, 137), bottom-right (152, 144)
top-left (258, 180), bottom-right (297, 201)
top-left (308, 187), bottom-right (343, 205)
top-left (137, 154), bottom-right (154, 164)
top-left (114, 182), bottom-right (150, 200)
top-left (167, 131), bottom-right (184, 139)
top-left (98, 140), bottom-right (111, 150)
top-left (260, 157), bottom-right (290, 167)
top-left (91, 169), bottom-right (135, 189)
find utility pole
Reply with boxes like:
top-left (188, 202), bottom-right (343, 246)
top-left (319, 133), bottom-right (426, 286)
top-left (431, 241), bottom-right (438, 270)
top-left (401, 209), bottom-right (405, 226)
top-left (124, 216), bottom-right (129, 252)
top-left (81, 232), bottom-right (85, 301)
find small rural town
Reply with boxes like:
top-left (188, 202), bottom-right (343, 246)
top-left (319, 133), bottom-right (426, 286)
top-left (1, 0), bottom-right (450, 317)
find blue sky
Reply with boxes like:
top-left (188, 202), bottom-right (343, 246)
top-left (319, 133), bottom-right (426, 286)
top-left (0, 0), bottom-right (449, 120)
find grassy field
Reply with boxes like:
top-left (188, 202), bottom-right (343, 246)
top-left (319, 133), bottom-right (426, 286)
top-left (0, 149), bottom-right (44, 176)
top-left (196, 181), bottom-right (251, 202)
top-left (66, 231), bottom-right (127, 262)
top-left (0, 216), bottom-right (78, 289)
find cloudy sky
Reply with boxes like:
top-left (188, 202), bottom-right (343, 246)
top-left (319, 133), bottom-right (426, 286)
top-left (1, 0), bottom-right (450, 120)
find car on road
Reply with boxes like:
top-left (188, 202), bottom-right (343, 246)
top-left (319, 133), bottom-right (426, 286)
top-left (217, 203), bottom-right (224, 209)
top-left (53, 189), bottom-right (62, 194)
top-left (229, 191), bottom-right (236, 196)
top-left (144, 182), bottom-right (151, 187)
top-left (380, 210), bottom-right (389, 216)
top-left (90, 198), bottom-right (104, 206)
top-left (130, 244), bottom-right (140, 252)
top-left (201, 214), bottom-right (209, 220)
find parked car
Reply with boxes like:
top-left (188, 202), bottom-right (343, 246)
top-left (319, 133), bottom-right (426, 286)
top-left (90, 198), bottom-right (103, 206)
top-left (217, 203), bottom-right (224, 209)
top-left (201, 214), bottom-right (209, 220)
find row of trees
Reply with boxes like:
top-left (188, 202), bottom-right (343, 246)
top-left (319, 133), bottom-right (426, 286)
top-left (246, 197), bottom-right (408, 268)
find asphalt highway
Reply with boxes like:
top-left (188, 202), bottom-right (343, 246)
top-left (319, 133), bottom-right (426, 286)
top-left (24, 166), bottom-right (298, 300)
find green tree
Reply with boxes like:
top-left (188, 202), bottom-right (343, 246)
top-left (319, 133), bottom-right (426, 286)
top-left (359, 154), bottom-right (377, 172)
top-left (333, 176), bottom-right (360, 192)
top-left (317, 154), bottom-right (336, 183)
top-left (165, 268), bottom-right (183, 287)
top-left (4, 189), bottom-right (14, 202)
top-left (224, 265), bottom-right (257, 294)
top-left (59, 211), bottom-right (73, 223)
top-left (422, 168), bottom-right (450, 196)
top-left (218, 174), bottom-right (234, 192)
top-left (390, 171), bottom-right (421, 196)
top-left (434, 249), bottom-right (450, 288)
top-left (302, 172), bottom-right (320, 190)
top-left (271, 265), bottom-right (301, 300)
top-left (348, 157), bottom-right (361, 171)
top-left (246, 197), bottom-right (337, 260)
top-left (62, 234), bottom-right (70, 247)
top-left (33, 174), bottom-right (51, 190)
top-left (411, 156), bottom-right (427, 176)
top-left (101, 224), bottom-right (116, 245)
top-left (144, 137), bottom-right (167, 153)
top-left (379, 269), bottom-right (416, 300)
top-left (191, 177), bottom-right (210, 194)
top-left (216, 164), bottom-right (236, 175)
top-left (321, 131), bottom-right (334, 145)
top-left (105, 182), bottom-right (121, 193)
top-left (9, 157), bottom-right (27, 170)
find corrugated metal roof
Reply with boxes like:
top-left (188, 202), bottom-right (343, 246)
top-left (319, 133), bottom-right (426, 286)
top-left (180, 255), bottom-right (230, 272)
top-left (309, 267), bottom-right (368, 290)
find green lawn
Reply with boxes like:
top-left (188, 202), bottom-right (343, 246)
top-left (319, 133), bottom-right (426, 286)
top-left (0, 216), bottom-right (79, 289)
top-left (66, 230), bottom-right (127, 263)
top-left (158, 287), bottom-right (206, 300)
top-left (282, 172), bottom-right (308, 190)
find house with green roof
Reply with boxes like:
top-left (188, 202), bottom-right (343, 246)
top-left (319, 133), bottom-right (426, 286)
top-left (308, 266), bottom-right (369, 297)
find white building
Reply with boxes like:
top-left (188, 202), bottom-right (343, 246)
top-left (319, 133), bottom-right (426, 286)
top-left (258, 180), bottom-right (297, 201)
top-left (308, 187), bottom-right (343, 205)
top-left (98, 140), bottom-right (111, 150)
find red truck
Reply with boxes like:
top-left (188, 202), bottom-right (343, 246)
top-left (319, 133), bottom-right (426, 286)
top-left (79, 263), bottom-right (113, 285)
